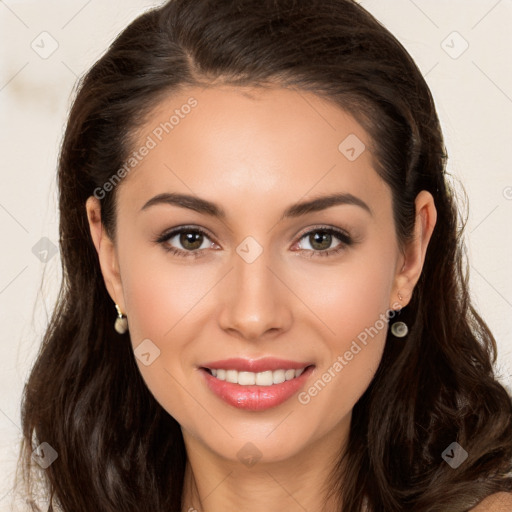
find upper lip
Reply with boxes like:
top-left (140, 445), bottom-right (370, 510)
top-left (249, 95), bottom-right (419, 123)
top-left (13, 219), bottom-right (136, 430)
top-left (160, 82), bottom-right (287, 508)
top-left (200, 357), bottom-right (314, 373)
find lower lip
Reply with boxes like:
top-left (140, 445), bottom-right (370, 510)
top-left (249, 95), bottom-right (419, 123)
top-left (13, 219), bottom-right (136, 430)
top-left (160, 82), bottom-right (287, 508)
top-left (200, 366), bottom-right (314, 411)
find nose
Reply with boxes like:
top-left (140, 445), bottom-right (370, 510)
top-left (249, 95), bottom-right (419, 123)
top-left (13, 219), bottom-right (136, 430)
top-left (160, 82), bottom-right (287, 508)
top-left (217, 246), bottom-right (293, 342)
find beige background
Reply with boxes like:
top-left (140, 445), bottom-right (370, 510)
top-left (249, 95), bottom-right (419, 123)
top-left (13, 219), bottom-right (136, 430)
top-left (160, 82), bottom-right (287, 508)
top-left (1, 0), bottom-right (511, 508)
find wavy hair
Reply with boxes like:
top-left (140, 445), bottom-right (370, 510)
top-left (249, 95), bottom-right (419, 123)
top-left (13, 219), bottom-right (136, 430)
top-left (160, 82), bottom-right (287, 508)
top-left (17, 0), bottom-right (512, 510)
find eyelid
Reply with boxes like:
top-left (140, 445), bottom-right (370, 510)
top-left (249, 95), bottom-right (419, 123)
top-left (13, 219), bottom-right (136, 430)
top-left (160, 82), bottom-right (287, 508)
top-left (294, 224), bottom-right (352, 243)
top-left (155, 224), bottom-right (216, 242)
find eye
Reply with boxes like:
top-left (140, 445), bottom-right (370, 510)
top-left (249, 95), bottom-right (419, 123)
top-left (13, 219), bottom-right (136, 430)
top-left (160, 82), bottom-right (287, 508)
top-left (155, 226), bottom-right (217, 259)
top-left (154, 225), bottom-right (354, 259)
top-left (293, 226), bottom-right (353, 258)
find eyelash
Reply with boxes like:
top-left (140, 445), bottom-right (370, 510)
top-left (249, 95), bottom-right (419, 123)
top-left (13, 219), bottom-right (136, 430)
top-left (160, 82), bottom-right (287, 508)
top-left (154, 225), bottom-right (353, 259)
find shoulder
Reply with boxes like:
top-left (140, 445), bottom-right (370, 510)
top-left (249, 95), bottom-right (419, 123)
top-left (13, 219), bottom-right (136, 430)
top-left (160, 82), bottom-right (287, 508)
top-left (470, 492), bottom-right (512, 511)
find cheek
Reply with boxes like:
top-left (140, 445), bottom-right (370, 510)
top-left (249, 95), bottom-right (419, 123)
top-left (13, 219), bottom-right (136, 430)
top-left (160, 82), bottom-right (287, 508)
top-left (292, 243), bottom-right (396, 348)
top-left (119, 249), bottom-right (209, 426)
top-left (292, 246), bottom-right (396, 419)
top-left (120, 239), bottom-right (214, 343)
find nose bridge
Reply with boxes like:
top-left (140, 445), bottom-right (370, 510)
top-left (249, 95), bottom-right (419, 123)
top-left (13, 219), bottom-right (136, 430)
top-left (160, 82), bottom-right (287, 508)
top-left (218, 236), bottom-right (291, 339)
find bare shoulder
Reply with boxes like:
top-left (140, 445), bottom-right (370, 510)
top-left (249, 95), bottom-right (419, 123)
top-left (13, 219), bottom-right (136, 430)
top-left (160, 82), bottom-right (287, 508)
top-left (470, 492), bottom-right (512, 511)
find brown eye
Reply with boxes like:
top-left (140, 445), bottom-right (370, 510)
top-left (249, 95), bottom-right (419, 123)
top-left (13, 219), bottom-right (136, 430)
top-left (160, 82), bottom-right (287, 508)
top-left (295, 227), bottom-right (353, 258)
top-left (308, 231), bottom-right (334, 251)
top-left (155, 226), bottom-right (214, 257)
top-left (178, 231), bottom-right (205, 251)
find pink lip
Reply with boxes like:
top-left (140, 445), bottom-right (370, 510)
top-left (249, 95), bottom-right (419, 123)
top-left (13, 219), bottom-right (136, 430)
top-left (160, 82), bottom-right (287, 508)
top-left (199, 363), bottom-right (315, 411)
top-left (200, 357), bottom-right (313, 373)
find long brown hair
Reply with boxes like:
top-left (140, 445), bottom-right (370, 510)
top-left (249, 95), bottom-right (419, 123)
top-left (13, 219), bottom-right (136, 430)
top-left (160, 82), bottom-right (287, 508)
top-left (17, 0), bottom-right (512, 510)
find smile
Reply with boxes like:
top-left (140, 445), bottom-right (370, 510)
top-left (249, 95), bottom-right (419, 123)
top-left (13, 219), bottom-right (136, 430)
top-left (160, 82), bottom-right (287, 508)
top-left (199, 358), bottom-right (315, 411)
top-left (206, 367), bottom-right (306, 386)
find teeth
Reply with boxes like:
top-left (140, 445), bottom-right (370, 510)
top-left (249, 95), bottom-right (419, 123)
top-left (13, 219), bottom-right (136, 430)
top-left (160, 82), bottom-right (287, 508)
top-left (226, 369), bottom-right (238, 384)
top-left (208, 367), bottom-right (307, 386)
top-left (285, 369), bottom-right (295, 381)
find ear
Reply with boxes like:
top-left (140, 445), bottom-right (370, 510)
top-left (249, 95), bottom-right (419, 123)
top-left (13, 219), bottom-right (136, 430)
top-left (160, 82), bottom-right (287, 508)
top-left (85, 196), bottom-right (126, 313)
top-left (390, 190), bottom-right (437, 309)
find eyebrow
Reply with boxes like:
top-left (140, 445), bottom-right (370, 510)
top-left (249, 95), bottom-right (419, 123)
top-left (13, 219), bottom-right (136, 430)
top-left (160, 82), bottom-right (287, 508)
top-left (140, 192), bottom-right (372, 219)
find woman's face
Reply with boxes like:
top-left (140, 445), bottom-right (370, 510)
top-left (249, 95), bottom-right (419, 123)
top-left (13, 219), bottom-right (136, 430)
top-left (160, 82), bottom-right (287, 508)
top-left (87, 85), bottom-right (433, 465)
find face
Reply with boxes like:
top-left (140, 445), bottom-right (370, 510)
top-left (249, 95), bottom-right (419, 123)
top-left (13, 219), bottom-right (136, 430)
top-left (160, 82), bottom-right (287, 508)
top-left (87, 85), bottom-right (435, 466)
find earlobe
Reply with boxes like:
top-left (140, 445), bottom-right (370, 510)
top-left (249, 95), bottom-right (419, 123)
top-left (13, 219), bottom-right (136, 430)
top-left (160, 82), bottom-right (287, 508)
top-left (391, 190), bottom-right (437, 308)
top-left (85, 196), bottom-right (126, 312)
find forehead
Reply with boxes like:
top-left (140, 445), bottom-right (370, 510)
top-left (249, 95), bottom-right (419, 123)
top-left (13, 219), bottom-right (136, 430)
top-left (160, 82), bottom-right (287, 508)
top-left (117, 85), bottom-right (389, 219)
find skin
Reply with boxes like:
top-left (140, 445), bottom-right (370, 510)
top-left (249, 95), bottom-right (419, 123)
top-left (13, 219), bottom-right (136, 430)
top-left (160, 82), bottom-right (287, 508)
top-left (471, 493), bottom-right (512, 511)
top-left (86, 86), bottom-right (437, 512)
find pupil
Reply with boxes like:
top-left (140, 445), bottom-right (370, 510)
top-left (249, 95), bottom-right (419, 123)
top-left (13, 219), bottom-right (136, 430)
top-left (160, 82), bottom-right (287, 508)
top-left (311, 232), bottom-right (331, 250)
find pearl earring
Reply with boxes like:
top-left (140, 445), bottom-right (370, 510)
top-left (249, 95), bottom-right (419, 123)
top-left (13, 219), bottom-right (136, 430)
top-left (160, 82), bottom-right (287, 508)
top-left (390, 321), bottom-right (408, 338)
top-left (390, 292), bottom-right (408, 337)
top-left (114, 304), bottom-right (128, 334)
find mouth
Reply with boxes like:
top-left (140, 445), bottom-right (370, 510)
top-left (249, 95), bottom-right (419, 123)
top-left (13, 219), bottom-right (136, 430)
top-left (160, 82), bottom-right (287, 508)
top-left (198, 359), bottom-right (315, 411)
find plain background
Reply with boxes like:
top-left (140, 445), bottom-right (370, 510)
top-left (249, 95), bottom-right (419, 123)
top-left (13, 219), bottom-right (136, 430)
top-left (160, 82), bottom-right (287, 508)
top-left (1, 0), bottom-right (511, 508)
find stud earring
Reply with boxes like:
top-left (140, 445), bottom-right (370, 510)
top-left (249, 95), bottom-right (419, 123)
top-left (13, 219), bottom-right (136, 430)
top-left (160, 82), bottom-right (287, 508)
top-left (114, 304), bottom-right (128, 334)
top-left (390, 321), bottom-right (408, 338)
